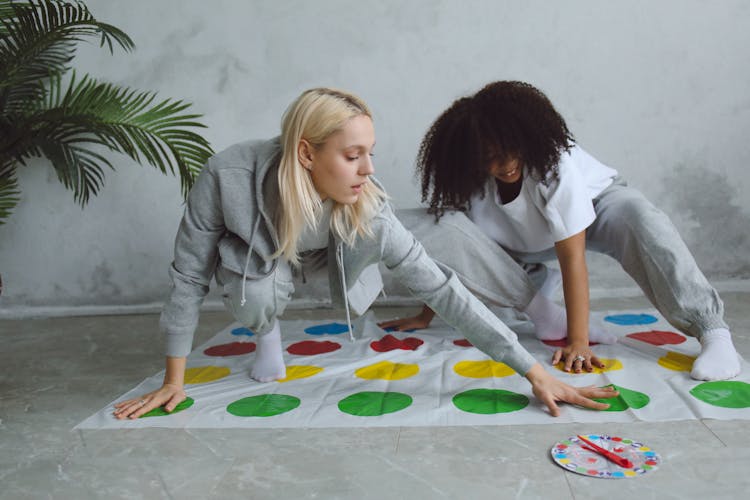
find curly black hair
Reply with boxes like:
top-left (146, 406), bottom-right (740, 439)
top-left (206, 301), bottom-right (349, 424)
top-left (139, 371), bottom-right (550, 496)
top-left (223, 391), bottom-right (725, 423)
top-left (417, 81), bottom-right (574, 218)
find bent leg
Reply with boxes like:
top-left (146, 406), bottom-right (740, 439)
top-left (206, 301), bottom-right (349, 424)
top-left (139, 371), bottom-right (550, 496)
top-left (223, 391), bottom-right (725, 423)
top-left (397, 208), bottom-right (536, 309)
top-left (398, 208), bottom-right (610, 342)
top-left (217, 263), bottom-right (295, 382)
top-left (587, 181), bottom-right (739, 379)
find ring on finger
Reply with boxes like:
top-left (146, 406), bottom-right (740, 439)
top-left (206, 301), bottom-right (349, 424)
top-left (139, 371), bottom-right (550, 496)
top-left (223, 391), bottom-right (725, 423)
top-left (573, 355), bottom-right (586, 363)
top-left (138, 399), bottom-right (146, 405)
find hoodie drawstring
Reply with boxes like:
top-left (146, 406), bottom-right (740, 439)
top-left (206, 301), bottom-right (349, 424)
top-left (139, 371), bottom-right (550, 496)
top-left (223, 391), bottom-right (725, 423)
top-left (240, 215), bottom-right (262, 307)
top-left (336, 242), bottom-right (355, 342)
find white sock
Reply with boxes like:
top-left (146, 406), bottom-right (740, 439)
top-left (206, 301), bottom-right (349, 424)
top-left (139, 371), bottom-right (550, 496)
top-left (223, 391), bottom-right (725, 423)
top-left (250, 319), bottom-right (286, 382)
top-left (524, 292), bottom-right (566, 341)
top-left (523, 292), bottom-right (617, 344)
top-left (691, 328), bottom-right (741, 381)
top-left (539, 267), bottom-right (563, 299)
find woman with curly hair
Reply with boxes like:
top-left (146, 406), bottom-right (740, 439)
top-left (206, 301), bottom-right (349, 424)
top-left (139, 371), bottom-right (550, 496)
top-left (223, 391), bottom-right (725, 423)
top-left (381, 81), bottom-right (740, 381)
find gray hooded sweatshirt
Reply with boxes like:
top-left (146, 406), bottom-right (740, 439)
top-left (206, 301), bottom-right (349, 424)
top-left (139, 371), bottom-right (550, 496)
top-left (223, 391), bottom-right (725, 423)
top-left (159, 138), bottom-right (538, 375)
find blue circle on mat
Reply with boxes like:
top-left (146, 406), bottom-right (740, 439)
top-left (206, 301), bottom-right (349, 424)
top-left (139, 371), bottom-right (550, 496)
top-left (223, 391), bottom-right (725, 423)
top-left (383, 326), bottom-right (416, 333)
top-left (604, 314), bottom-right (658, 326)
top-left (304, 323), bottom-right (349, 335)
top-left (611, 471), bottom-right (625, 478)
top-left (231, 327), bottom-right (255, 337)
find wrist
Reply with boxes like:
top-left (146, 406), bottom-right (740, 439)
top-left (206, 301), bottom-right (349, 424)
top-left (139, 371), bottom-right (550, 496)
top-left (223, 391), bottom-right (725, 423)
top-left (566, 334), bottom-right (589, 346)
top-left (164, 356), bottom-right (186, 387)
top-left (524, 363), bottom-right (547, 384)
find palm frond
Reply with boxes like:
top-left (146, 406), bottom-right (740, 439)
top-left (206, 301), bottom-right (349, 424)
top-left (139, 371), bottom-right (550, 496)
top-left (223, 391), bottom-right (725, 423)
top-left (36, 137), bottom-right (108, 204)
top-left (14, 72), bottom-right (212, 202)
top-left (0, 159), bottom-right (21, 224)
top-left (0, 0), bottom-right (134, 112)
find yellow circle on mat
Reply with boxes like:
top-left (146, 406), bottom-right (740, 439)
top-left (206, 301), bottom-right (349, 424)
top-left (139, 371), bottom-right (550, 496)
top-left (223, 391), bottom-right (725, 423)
top-left (657, 351), bottom-right (695, 371)
top-left (554, 358), bottom-right (623, 374)
top-left (453, 360), bottom-right (516, 378)
top-left (279, 365), bottom-right (324, 382)
top-left (624, 470), bottom-right (637, 477)
top-left (355, 361), bottom-right (419, 380)
top-left (184, 366), bottom-right (231, 384)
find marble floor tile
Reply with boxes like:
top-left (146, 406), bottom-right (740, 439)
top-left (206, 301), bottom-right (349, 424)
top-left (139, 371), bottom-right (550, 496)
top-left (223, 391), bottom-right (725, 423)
top-left (1, 294), bottom-right (749, 499)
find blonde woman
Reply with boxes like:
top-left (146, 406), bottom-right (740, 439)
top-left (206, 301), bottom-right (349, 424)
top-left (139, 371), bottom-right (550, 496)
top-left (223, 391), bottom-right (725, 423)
top-left (114, 88), bottom-right (617, 420)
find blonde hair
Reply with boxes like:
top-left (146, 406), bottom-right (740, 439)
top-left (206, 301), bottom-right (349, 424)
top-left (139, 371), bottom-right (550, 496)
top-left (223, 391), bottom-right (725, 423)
top-left (274, 88), bottom-right (387, 266)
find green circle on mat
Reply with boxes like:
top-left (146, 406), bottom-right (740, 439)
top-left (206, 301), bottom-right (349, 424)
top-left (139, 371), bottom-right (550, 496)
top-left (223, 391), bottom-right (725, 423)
top-left (593, 384), bottom-right (650, 412)
top-left (226, 394), bottom-right (300, 417)
top-left (338, 391), bottom-right (412, 416)
top-left (140, 397), bottom-right (194, 418)
top-left (452, 389), bottom-right (529, 414)
top-left (690, 381), bottom-right (750, 409)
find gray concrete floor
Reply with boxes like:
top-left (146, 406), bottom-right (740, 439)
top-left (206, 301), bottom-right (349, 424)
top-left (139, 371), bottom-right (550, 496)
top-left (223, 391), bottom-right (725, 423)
top-left (1, 293), bottom-right (749, 499)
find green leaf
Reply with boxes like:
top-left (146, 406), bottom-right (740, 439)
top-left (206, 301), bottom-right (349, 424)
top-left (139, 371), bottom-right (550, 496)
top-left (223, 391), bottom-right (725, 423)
top-left (0, 0), bottom-right (135, 112)
top-left (6, 71), bottom-right (213, 203)
top-left (0, 1), bottom-right (213, 223)
top-left (0, 159), bottom-right (21, 224)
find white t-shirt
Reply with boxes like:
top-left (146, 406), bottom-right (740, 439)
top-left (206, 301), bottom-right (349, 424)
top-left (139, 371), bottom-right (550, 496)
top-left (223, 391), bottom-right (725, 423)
top-left (468, 145), bottom-right (618, 253)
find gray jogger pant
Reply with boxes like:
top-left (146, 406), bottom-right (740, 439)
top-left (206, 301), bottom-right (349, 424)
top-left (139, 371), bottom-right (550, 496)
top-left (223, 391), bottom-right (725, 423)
top-left (400, 177), bottom-right (727, 340)
top-left (587, 178), bottom-right (727, 338)
top-left (215, 262), bottom-right (295, 336)
top-left (398, 208), bottom-right (537, 310)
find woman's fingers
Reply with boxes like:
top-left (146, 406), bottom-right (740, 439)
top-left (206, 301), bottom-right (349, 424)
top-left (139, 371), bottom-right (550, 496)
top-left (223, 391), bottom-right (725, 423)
top-left (568, 391), bottom-right (610, 411)
top-left (590, 355), bottom-right (605, 369)
top-left (551, 349), bottom-right (563, 365)
top-left (580, 385), bottom-right (618, 399)
top-left (128, 399), bottom-right (157, 419)
top-left (164, 393), bottom-right (187, 413)
top-left (377, 317), bottom-right (424, 332)
top-left (113, 397), bottom-right (148, 419)
top-left (591, 356), bottom-right (605, 369)
top-left (583, 357), bottom-right (593, 372)
top-left (559, 349), bottom-right (601, 373)
top-left (376, 319), bottom-right (400, 329)
top-left (112, 386), bottom-right (187, 420)
top-left (540, 393), bottom-right (561, 417)
top-left (564, 355), bottom-right (576, 372)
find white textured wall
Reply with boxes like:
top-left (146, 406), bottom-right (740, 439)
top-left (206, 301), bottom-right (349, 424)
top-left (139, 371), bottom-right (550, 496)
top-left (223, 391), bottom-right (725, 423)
top-left (1, 0), bottom-right (749, 313)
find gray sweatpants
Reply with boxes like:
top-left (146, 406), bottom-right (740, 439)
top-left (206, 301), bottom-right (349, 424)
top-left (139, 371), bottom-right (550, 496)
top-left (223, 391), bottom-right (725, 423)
top-left (215, 262), bottom-right (295, 336)
top-left (400, 177), bottom-right (727, 340)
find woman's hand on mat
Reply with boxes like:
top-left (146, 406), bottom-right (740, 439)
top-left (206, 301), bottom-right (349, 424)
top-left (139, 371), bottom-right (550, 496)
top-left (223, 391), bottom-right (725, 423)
top-left (377, 305), bottom-right (435, 332)
top-left (525, 363), bottom-right (617, 417)
top-left (112, 383), bottom-right (186, 420)
top-left (551, 342), bottom-right (605, 373)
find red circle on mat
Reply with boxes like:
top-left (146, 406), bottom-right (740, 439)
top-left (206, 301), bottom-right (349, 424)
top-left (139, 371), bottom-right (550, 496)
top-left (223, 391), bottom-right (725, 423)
top-left (204, 341), bottom-right (256, 356)
top-left (542, 338), bottom-right (599, 348)
top-left (370, 334), bottom-right (424, 352)
top-left (287, 340), bottom-right (341, 356)
top-left (454, 339), bottom-right (473, 347)
top-left (626, 330), bottom-right (686, 346)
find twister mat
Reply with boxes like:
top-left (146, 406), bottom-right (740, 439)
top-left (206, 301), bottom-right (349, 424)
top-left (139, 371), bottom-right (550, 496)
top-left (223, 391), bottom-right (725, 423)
top-left (76, 309), bottom-right (750, 429)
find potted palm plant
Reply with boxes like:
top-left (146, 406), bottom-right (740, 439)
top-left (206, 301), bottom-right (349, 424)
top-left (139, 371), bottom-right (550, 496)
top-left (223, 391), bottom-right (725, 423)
top-left (0, 0), bottom-right (214, 226)
top-left (0, 0), bottom-right (214, 297)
